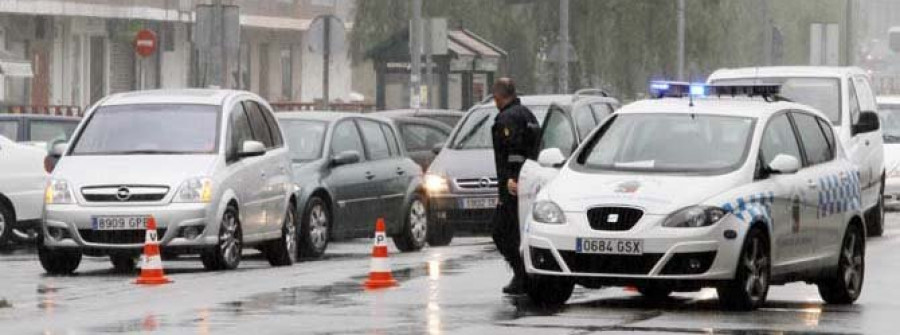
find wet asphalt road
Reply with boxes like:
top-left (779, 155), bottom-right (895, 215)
top-left (2, 216), bottom-right (900, 334)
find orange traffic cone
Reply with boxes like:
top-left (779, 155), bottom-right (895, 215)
top-left (364, 218), bottom-right (396, 290)
top-left (135, 217), bottom-right (172, 285)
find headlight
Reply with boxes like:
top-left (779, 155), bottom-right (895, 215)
top-left (533, 201), bottom-right (566, 224)
top-left (662, 206), bottom-right (727, 228)
top-left (424, 174), bottom-right (449, 194)
top-left (174, 177), bottom-right (213, 203)
top-left (45, 179), bottom-right (75, 204)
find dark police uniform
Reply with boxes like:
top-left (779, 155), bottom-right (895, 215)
top-left (491, 97), bottom-right (540, 284)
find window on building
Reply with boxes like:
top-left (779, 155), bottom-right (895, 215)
top-left (281, 46), bottom-right (292, 100)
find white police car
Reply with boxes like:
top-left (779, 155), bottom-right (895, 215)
top-left (523, 83), bottom-right (866, 310)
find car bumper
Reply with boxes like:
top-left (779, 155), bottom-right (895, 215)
top-left (884, 177), bottom-right (900, 210)
top-left (524, 212), bottom-right (745, 283)
top-left (428, 193), bottom-right (498, 233)
top-left (42, 202), bottom-right (218, 254)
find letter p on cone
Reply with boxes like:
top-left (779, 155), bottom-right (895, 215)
top-left (135, 217), bottom-right (172, 285)
top-left (364, 218), bottom-right (396, 289)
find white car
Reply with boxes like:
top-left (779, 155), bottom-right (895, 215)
top-left (524, 84), bottom-right (866, 311)
top-left (709, 67), bottom-right (885, 236)
top-left (0, 135), bottom-right (47, 246)
top-left (877, 96), bottom-right (900, 210)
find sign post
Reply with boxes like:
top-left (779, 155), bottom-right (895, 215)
top-left (133, 29), bottom-right (157, 90)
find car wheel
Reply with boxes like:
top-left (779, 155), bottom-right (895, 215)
top-left (526, 274), bottom-right (574, 308)
top-left (637, 284), bottom-right (673, 300)
top-left (37, 236), bottom-right (81, 275)
top-left (818, 223), bottom-right (865, 304)
top-left (717, 227), bottom-right (770, 311)
top-left (299, 196), bottom-right (330, 259)
top-left (0, 203), bottom-right (14, 248)
top-left (868, 175), bottom-right (885, 237)
top-left (110, 254), bottom-right (137, 273)
top-left (265, 203), bottom-right (299, 266)
top-left (201, 206), bottom-right (242, 271)
top-left (426, 214), bottom-right (455, 247)
top-left (393, 194), bottom-right (428, 252)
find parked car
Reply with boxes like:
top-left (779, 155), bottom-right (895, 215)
top-left (276, 112), bottom-right (427, 257)
top-left (379, 115), bottom-right (452, 170)
top-left (0, 114), bottom-right (81, 150)
top-left (40, 89), bottom-right (297, 274)
top-left (709, 67), bottom-right (886, 236)
top-left (424, 91), bottom-right (619, 246)
top-left (525, 83), bottom-right (866, 310)
top-left (0, 135), bottom-right (47, 247)
top-left (374, 109), bottom-right (464, 128)
top-left (877, 96), bottom-right (900, 210)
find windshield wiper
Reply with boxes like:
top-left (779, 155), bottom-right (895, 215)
top-left (453, 115), bottom-right (490, 149)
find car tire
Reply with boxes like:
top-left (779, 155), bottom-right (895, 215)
top-left (867, 175), bottom-right (885, 237)
top-left (299, 196), bottom-right (330, 259)
top-left (201, 205), bottom-right (242, 271)
top-left (526, 274), bottom-right (574, 308)
top-left (110, 254), bottom-right (137, 273)
top-left (717, 227), bottom-right (770, 311)
top-left (393, 194), bottom-right (428, 252)
top-left (38, 236), bottom-right (82, 275)
top-left (637, 285), bottom-right (673, 300)
top-left (818, 223), bottom-right (865, 304)
top-left (265, 203), bottom-right (299, 267)
top-left (0, 202), bottom-right (14, 248)
top-left (426, 215), bottom-right (454, 247)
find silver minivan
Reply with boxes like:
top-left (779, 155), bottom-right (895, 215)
top-left (40, 89), bottom-right (297, 273)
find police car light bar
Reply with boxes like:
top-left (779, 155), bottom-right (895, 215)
top-left (650, 81), bottom-right (781, 100)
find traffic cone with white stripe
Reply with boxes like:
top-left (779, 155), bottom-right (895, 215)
top-left (364, 218), bottom-right (396, 290)
top-left (135, 217), bottom-right (172, 285)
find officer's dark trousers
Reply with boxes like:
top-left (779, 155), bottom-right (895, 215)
top-left (492, 199), bottom-right (526, 278)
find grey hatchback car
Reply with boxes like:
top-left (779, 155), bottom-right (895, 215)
top-left (277, 112), bottom-right (427, 258)
top-left (41, 90), bottom-right (298, 274)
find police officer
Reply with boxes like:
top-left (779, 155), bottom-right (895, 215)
top-left (490, 78), bottom-right (540, 294)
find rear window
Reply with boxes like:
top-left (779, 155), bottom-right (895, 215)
top-left (0, 120), bottom-right (17, 140)
top-left (70, 104), bottom-right (220, 155)
top-left (29, 120), bottom-right (79, 145)
top-left (712, 77), bottom-right (841, 125)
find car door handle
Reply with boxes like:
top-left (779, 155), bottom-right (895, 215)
top-left (396, 168), bottom-right (405, 176)
top-left (365, 172), bottom-right (375, 180)
top-left (261, 172), bottom-right (267, 179)
top-left (807, 180), bottom-right (818, 189)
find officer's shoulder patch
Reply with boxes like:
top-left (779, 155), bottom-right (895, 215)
top-left (503, 127), bottom-right (510, 137)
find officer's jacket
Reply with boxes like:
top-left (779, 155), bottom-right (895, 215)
top-left (491, 98), bottom-right (540, 200)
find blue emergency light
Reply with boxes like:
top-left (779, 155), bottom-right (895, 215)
top-left (650, 81), bottom-right (781, 100)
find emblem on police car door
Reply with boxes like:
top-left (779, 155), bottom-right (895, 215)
top-left (615, 181), bottom-right (641, 193)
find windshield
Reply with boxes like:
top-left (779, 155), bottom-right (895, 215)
top-left (712, 77), bottom-right (841, 125)
top-left (70, 104), bottom-right (220, 155)
top-left (576, 114), bottom-right (755, 174)
top-left (29, 120), bottom-right (79, 145)
top-left (879, 105), bottom-right (900, 143)
top-left (280, 119), bottom-right (327, 161)
top-left (449, 105), bottom-right (548, 150)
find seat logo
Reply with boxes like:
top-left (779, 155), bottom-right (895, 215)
top-left (116, 187), bottom-right (132, 201)
top-left (607, 213), bottom-right (619, 223)
top-left (479, 177), bottom-right (491, 188)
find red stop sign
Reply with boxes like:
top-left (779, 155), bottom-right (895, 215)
top-left (134, 29), bottom-right (157, 57)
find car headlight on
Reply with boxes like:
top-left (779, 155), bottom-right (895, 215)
top-left (662, 206), bottom-right (727, 228)
top-left (174, 177), bottom-right (213, 203)
top-left (533, 201), bottom-right (566, 224)
top-left (424, 174), bottom-right (449, 194)
top-left (45, 179), bottom-right (75, 204)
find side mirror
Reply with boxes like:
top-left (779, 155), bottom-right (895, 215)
top-left (50, 143), bottom-right (67, 158)
top-left (239, 140), bottom-right (266, 158)
top-left (768, 154), bottom-right (801, 175)
top-left (431, 142), bottom-right (445, 155)
top-left (537, 148), bottom-right (566, 168)
top-left (331, 150), bottom-right (361, 166)
top-left (852, 111), bottom-right (880, 135)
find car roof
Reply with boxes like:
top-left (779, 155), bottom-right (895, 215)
top-left (275, 111), bottom-right (394, 124)
top-left (375, 109), bottom-right (463, 117)
top-left (618, 97), bottom-right (825, 120)
top-left (709, 66), bottom-right (867, 81)
top-left (877, 96), bottom-right (900, 106)
top-left (471, 94), bottom-right (581, 110)
top-left (0, 114), bottom-right (81, 121)
top-left (100, 89), bottom-right (253, 106)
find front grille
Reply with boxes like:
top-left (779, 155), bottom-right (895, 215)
top-left (558, 251), bottom-right (662, 274)
top-left (587, 207), bottom-right (643, 231)
top-left (78, 228), bottom-right (167, 245)
top-left (82, 193), bottom-right (167, 202)
top-left (455, 178), bottom-right (498, 189)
